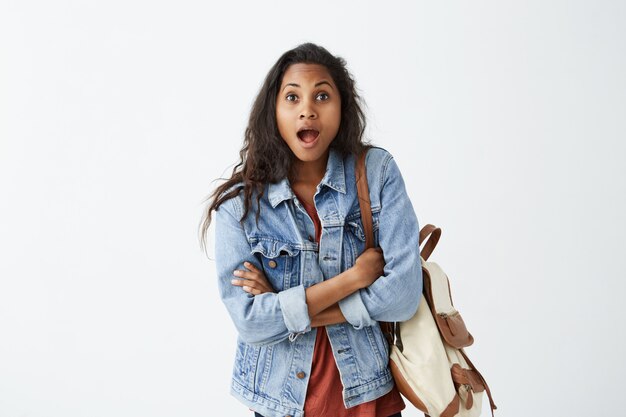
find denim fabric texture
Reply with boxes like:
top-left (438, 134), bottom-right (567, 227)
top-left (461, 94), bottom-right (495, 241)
top-left (215, 146), bottom-right (422, 417)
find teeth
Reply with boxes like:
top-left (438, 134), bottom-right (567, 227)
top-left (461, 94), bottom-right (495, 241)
top-left (297, 129), bottom-right (319, 142)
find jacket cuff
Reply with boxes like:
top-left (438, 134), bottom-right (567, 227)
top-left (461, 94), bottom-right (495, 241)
top-left (277, 285), bottom-right (311, 337)
top-left (338, 291), bottom-right (376, 329)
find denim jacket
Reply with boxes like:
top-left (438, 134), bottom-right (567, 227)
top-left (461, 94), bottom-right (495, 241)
top-left (214, 146), bottom-right (422, 417)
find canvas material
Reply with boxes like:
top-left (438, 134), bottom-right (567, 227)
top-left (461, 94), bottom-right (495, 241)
top-left (389, 293), bottom-right (457, 414)
top-left (389, 259), bottom-right (486, 417)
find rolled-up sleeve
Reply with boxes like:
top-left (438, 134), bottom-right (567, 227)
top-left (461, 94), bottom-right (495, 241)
top-left (342, 153), bottom-right (423, 325)
top-left (338, 292), bottom-right (376, 329)
top-left (214, 196), bottom-right (311, 346)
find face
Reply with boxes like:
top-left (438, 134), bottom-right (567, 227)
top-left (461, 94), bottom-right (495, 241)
top-left (276, 63), bottom-right (341, 166)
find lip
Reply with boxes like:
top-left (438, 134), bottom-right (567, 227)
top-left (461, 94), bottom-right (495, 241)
top-left (297, 123), bottom-right (320, 133)
top-left (296, 125), bottom-right (321, 149)
top-left (297, 131), bottom-right (320, 149)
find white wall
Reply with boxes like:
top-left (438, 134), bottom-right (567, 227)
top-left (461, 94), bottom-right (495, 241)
top-left (1, 1), bottom-right (624, 416)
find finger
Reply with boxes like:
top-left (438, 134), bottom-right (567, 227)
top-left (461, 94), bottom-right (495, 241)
top-left (250, 281), bottom-right (272, 292)
top-left (232, 279), bottom-right (269, 292)
top-left (232, 278), bottom-right (263, 288)
top-left (243, 261), bottom-right (259, 271)
top-left (235, 268), bottom-right (268, 280)
top-left (233, 269), bottom-right (254, 279)
top-left (242, 285), bottom-right (261, 295)
top-left (235, 271), bottom-right (266, 285)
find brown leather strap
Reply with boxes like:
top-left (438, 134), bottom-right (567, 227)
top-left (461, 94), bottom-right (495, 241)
top-left (440, 394), bottom-right (461, 417)
top-left (389, 359), bottom-right (429, 413)
top-left (355, 150), bottom-right (374, 250)
top-left (419, 224), bottom-right (441, 261)
top-left (450, 363), bottom-right (485, 393)
top-left (380, 321), bottom-right (394, 346)
top-left (355, 149), bottom-right (395, 346)
top-left (459, 349), bottom-right (498, 417)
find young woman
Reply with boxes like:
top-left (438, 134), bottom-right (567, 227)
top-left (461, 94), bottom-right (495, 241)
top-left (199, 43), bottom-right (422, 417)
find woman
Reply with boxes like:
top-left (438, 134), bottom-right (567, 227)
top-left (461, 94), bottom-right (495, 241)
top-left (199, 42), bottom-right (422, 417)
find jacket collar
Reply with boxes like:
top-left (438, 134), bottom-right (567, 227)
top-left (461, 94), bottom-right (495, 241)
top-left (268, 147), bottom-right (347, 208)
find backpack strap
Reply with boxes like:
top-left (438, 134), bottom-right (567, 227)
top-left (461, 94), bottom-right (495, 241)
top-left (355, 149), bottom-right (374, 250)
top-left (355, 149), bottom-right (396, 344)
top-left (419, 224), bottom-right (441, 261)
top-left (459, 349), bottom-right (498, 417)
top-left (356, 148), bottom-right (441, 261)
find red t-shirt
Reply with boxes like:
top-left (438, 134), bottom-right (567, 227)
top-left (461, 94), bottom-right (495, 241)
top-left (295, 193), bottom-right (405, 417)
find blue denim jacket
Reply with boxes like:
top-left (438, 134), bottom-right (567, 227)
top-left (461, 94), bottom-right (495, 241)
top-left (214, 146), bottom-right (422, 417)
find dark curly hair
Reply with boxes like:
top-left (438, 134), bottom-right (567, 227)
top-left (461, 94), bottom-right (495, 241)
top-left (198, 42), bottom-right (372, 255)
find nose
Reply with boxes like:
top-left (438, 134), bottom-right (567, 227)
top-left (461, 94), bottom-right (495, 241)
top-left (299, 101), bottom-right (317, 119)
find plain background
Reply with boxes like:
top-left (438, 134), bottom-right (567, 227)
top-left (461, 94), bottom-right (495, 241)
top-left (1, 1), bottom-right (624, 416)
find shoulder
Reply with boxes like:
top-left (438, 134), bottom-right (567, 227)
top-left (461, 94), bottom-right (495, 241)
top-left (365, 145), bottom-right (393, 159)
top-left (215, 180), bottom-right (274, 223)
top-left (363, 146), bottom-right (397, 186)
top-left (215, 181), bottom-right (246, 220)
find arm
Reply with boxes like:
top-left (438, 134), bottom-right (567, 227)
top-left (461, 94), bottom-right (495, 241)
top-left (215, 197), bottom-right (375, 346)
top-left (340, 153), bottom-right (423, 325)
top-left (307, 245), bottom-right (386, 326)
top-left (232, 263), bottom-right (348, 327)
top-left (233, 265), bottom-right (347, 327)
top-left (215, 197), bottom-right (306, 346)
top-left (311, 303), bottom-right (346, 327)
top-left (231, 263), bottom-right (349, 324)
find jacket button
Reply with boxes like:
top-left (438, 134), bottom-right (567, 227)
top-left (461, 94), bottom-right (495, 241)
top-left (296, 371), bottom-right (305, 379)
top-left (268, 260), bottom-right (277, 268)
top-left (307, 235), bottom-right (314, 242)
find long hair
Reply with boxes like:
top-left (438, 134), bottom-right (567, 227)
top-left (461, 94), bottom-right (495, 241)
top-left (198, 42), bottom-right (371, 255)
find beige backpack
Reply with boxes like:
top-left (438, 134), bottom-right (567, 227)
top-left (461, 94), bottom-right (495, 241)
top-left (356, 151), bottom-right (497, 417)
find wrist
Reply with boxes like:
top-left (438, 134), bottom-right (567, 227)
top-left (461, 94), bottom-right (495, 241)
top-left (345, 266), bottom-right (363, 292)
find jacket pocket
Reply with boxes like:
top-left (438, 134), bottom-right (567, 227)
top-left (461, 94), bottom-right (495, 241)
top-left (248, 237), bottom-right (301, 292)
top-left (233, 337), bottom-right (257, 388)
top-left (344, 210), bottom-right (380, 261)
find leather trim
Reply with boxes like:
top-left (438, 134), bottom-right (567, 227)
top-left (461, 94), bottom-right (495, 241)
top-left (440, 394), bottom-right (460, 417)
top-left (451, 363), bottom-right (485, 393)
top-left (434, 310), bottom-right (474, 348)
top-left (389, 358), bottom-right (429, 413)
top-left (422, 263), bottom-right (474, 348)
top-left (459, 349), bottom-right (498, 417)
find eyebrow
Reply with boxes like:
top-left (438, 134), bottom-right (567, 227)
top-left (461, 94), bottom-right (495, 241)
top-left (282, 81), bottom-right (334, 92)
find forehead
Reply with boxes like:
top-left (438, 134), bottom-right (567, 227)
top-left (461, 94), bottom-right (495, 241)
top-left (280, 63), bottom-right (335, 86)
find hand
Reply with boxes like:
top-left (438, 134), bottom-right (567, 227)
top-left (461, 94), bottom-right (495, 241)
top-left (231, 261), bottom-right (276, 295)
top-left (352, 247), bottom-right (385, 288)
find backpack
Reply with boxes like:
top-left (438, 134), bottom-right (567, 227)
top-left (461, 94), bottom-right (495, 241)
top-left (355, 150), bottom-right (497, 417)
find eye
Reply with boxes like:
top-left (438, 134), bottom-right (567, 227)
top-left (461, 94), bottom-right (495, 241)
top-left (286, 93), bottom-right (298, 102)
top-left (316, 92), bottom-right (329, 101)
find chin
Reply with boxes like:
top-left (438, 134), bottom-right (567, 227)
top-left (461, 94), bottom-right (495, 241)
top-left (292, 151), bottom-right (322, 162)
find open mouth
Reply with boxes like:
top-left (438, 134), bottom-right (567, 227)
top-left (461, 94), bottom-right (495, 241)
top-left (297, 129), bottom-right (320, 143)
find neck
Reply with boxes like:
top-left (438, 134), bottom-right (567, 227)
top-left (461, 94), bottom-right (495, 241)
top-left (290, 150), bottom-right (329, 186)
